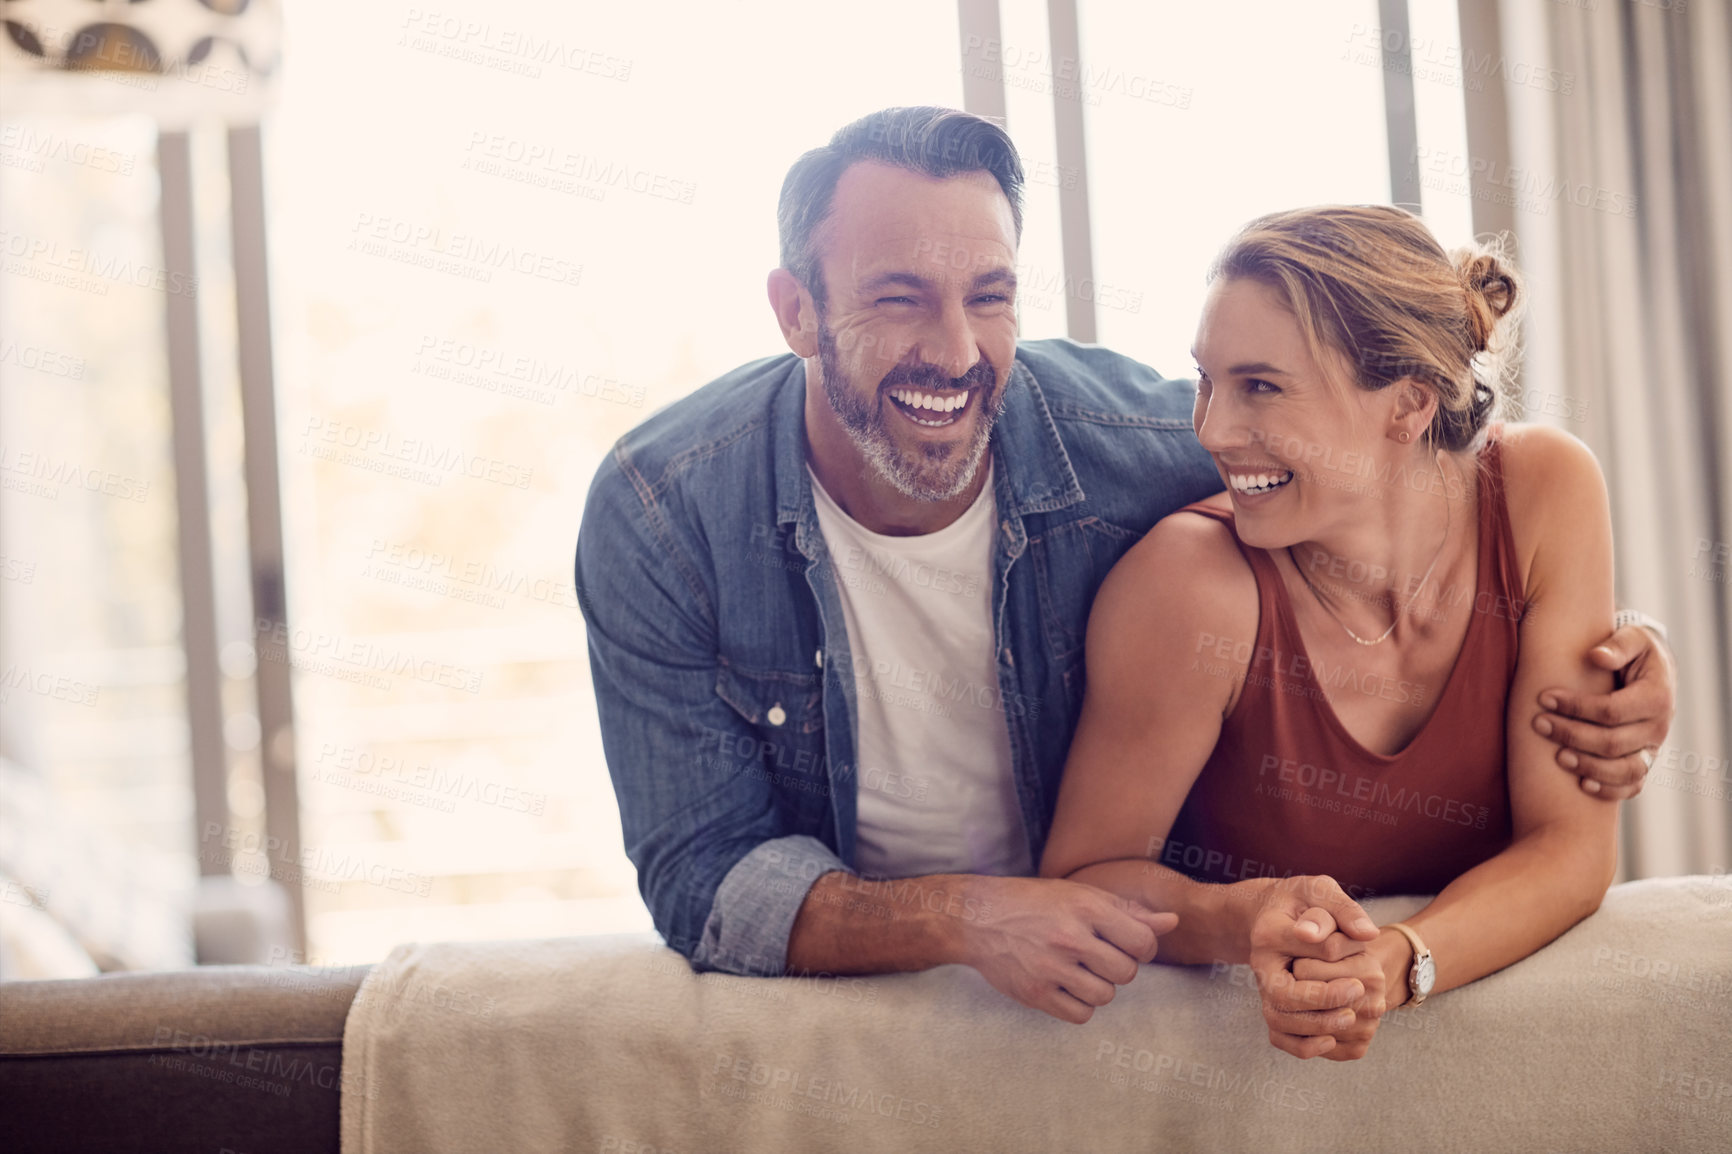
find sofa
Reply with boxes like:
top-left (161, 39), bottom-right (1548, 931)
top-left (3, 877), bottom-right (1729, 1154)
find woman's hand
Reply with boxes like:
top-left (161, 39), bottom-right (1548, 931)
top-left (1247, 875), bottom-right (1381, 1059)
top-left (1290, 927), bottom-right (1412, 1060)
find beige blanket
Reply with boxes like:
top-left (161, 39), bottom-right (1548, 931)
top-left (340, 876), bottom-right (1732, 1153)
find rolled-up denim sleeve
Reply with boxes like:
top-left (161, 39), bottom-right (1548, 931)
top-left (576, 453), bottom-right (845, 977)
top-left (694, 834), bottom-right (849, 975)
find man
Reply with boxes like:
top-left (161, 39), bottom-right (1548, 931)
top-left (575, 107), bottom-right (1675, 1024)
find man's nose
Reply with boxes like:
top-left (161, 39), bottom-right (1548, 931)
top-left (918, 302), bottom-right (982, 382)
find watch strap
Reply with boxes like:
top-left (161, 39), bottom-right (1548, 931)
top-left (1387, 921), bottom-right (1431, 1006)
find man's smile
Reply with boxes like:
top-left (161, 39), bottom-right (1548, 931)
top-left (886, 385), bottom-right (976, 428)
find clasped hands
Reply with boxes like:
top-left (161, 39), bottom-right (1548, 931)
top-left (1247, 875), bottom-right (1402, 1062)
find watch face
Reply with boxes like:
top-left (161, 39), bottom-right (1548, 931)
top-left (1415, 955), bottom-right (1436, 997)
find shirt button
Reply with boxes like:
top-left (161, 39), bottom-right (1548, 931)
top-left (767, 704), bottom-right (787, 727)
top-left (814, 649), bottom-right (824, 669)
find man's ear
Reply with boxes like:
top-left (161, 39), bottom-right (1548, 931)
top-left (767, 269), bottom-right (819, 359)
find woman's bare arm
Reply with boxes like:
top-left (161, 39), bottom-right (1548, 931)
top-left (1332, 426), bottom-right (1621, 1019)
top-left (1040, 506), bottom-right (1374, 966)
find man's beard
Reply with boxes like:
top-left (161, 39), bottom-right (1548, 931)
top-left (815, 319), bottom-right (1003, 503)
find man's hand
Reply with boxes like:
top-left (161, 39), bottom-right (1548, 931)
top-left (1247, 875), bottom-right (1380, 1059)
top-left (957, 876), bottom-right (1176, 1024)
top-left (1535, 624), bottom-right (1677, 800)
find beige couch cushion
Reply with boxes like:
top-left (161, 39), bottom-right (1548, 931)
top-left (340, 876), bottom-right (1732, 1154)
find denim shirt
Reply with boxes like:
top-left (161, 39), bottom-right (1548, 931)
top-left (575, 339), bottom-right (1221, 976)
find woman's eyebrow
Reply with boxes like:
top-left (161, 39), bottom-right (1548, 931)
top-left (1227, 361), bottom-right (1291, 376)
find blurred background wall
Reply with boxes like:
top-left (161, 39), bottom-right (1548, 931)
top-left (0, 0), bottom-right (1725, 974)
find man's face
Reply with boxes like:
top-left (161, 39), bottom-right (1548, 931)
top-left (809, 161), bottom-right (1019, 502)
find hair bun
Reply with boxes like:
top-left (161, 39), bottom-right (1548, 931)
top-left (1453, 245), bottom-right (1520, 351)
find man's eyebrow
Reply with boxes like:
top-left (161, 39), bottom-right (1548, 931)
top-left (860, 271), bottom-right (934, 294)
top-left (972, 268), bottom-right (1017, 291)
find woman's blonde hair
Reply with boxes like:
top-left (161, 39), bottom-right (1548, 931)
top-left (1208, 205), bottom-right (1522, 452)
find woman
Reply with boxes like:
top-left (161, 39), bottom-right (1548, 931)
top-left (1039, 205), bottom-right (1619, 1061)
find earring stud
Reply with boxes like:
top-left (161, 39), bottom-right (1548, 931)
top-left (1398, 431), bottom-right (1411, 443)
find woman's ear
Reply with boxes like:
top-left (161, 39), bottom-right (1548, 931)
top-left (766, 269), bottom-right (819, 359)
top-left (1389, 378), bottom-right (1439, 444)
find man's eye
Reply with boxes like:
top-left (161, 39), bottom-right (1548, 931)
top-left (972, 294), bottom-right (1009, 306)
top-left (876, 296), bottom-right (916, 306)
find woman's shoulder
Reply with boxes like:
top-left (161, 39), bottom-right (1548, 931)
top-left (1089, 494), bottom-right (1260, 649)
top-left (1487, 421), bottom-right (1612, 584)
top-left (1490, 423), bottom-right (1607, 514)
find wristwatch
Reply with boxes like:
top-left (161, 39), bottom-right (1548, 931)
top-left (1614, 608), bottom-right (1669, 646)
top-left (1387, 922), bottom-right (1435, 1006)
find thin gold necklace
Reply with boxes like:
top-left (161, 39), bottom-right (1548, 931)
top-left (1286, 458), bottom-right (1454, 647)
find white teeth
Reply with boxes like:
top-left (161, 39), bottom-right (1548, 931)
top-left (889, 388), bottom-right (968, 415)
top-left (1229, 469), bottom-right (1294, 494)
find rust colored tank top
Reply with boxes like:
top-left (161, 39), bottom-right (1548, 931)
top-left (1163, 429), bottom-right (1522, 899)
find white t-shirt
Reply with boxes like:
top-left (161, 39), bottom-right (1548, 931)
top-left (808, 464), bottom-right (1033, 879)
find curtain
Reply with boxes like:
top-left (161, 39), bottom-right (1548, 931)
top-left (1485, 0), bottom-right (1732, 877)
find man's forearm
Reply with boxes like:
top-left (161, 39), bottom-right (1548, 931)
top-left (785, 870), bottom-right (978, 975)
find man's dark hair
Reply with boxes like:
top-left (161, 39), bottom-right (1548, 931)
top-left (776, 106), bottom-right (1025, 310)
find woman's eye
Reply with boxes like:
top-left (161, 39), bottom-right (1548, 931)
top-left (1248, 378), bottom-right (1280, 394)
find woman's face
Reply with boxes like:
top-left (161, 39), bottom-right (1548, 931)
top-left (1190, 276), bottom-right (1399, 550)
